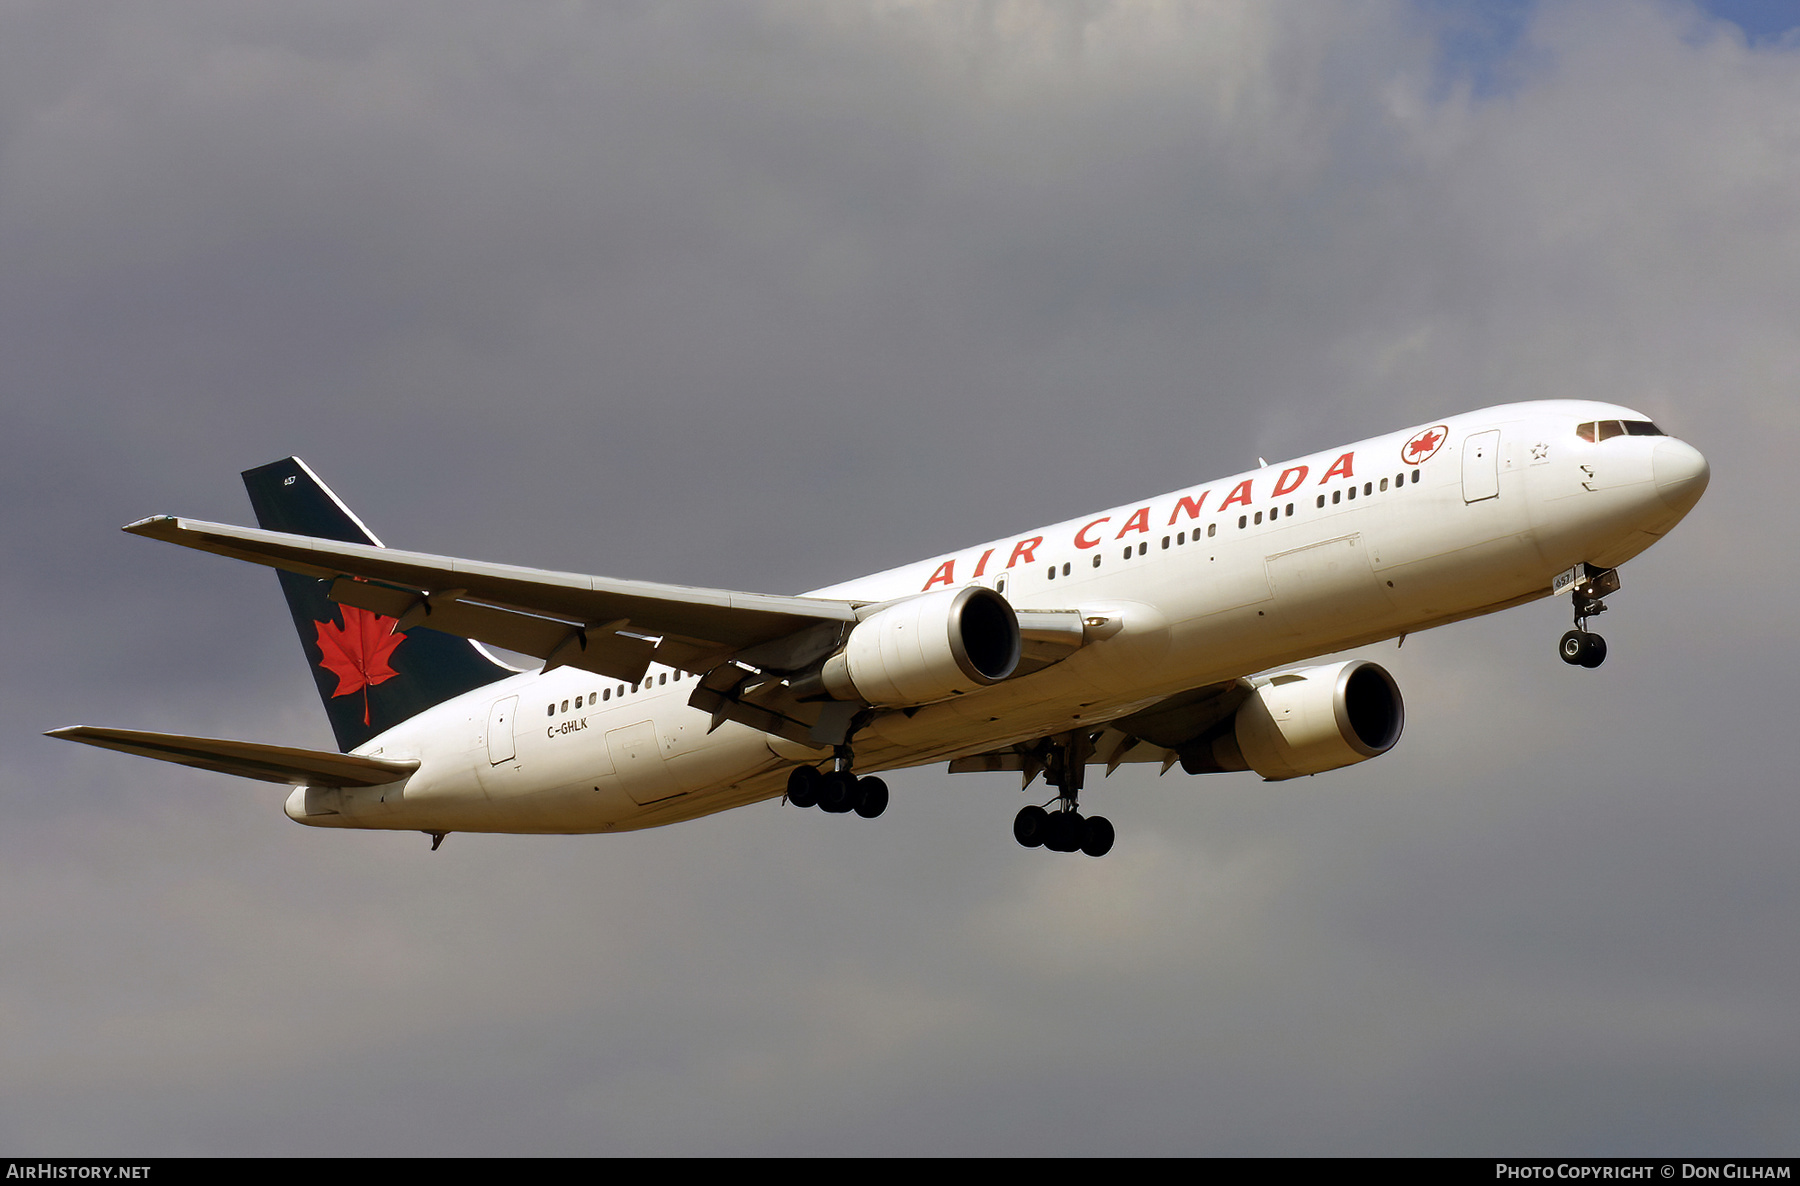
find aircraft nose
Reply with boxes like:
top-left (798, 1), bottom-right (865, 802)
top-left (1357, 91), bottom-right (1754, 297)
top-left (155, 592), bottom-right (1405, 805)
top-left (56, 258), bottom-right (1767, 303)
top-left (1652, 438), bottom-right (1710, 515)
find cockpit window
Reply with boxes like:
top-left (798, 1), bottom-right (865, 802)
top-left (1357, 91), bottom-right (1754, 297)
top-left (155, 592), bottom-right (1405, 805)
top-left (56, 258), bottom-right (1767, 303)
top-left (1578, 419), bottom-right (1665, 442)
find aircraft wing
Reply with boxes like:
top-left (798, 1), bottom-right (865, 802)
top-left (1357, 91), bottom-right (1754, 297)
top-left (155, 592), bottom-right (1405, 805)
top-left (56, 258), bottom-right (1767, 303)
top-left (945, 678), bottom-right (1252, 785)
top-left (47, 726), bottom-right (419, 787)
top-left (124, 515), bottom-right (860, 682)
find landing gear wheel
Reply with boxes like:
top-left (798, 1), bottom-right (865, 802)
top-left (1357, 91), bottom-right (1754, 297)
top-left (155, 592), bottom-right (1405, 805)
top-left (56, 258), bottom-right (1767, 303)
top-left (1559, 630), bottom-right (1587, 665)
top-left (1044, 810), bottom-right (1085, 853)
top-left (1560, 629), bottom-right (1607, 668)
top-left (1013, 804), bottom-right (1049, 848)
top-left (786, 765), bottom-right (821, 808)
top-left (1079, 815), bottom-right (1115, 858)
top-left (1579, 633), bottom-right (1607, 668)
top-left (853, 776), bottom-right (888, 819)
top-left (818, 770), bottom-right (859, 813)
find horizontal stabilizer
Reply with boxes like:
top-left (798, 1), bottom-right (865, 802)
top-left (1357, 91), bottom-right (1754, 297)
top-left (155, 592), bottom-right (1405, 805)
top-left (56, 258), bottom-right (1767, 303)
top-left (47, 726), bottom-right (419, 787)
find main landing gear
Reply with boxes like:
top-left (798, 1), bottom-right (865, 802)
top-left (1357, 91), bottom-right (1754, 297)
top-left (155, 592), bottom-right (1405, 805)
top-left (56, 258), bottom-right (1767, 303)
top-left (785, 749), bottom-right (888, 819)
top-left (1558, 565), bottom-right (1620, 669)
top-left (1013, 730), bottom-right (1115, 857)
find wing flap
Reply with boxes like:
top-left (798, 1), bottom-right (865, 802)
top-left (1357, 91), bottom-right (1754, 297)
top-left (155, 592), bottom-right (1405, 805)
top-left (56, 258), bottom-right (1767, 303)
top-left (48, 726), bottom-right (419, 787)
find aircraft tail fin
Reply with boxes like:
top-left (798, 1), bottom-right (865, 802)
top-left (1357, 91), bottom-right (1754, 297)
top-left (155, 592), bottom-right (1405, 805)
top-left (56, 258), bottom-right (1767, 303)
top-left (242, 458), bottom-right (513, 752)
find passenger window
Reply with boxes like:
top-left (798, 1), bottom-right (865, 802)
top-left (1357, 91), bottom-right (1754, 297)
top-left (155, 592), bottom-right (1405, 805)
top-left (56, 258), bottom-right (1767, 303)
top-left (547, 704), bottom-right (554, 717)
top-left (1268, 507), bottom-right (1278, 521)
top-left (1411, 468), bottom-right (1420, 483)
top-left (1347, 487), bottom-right (1356, 500)
top-left (1254, 511), bottom-right (1263, 525)
top-left (1047, 566), bottom-right (1056, 580)
top-left (1316, 496), bottom-right (1325, 508)
top-left (1286, 503), bottom-right (1294, 515)
top-left (1138, 542), bottom-right (1147, 555)
top-left (561, 700), bottom-right (569, 712)
top-left (1062, 562), bottom-right (1070, 576)
top-left (575, 695), bottom-right (583, 708)
top-left (1380, 478), bottom-right (1388, 492)
top-left (1363, 482), bottom-right (1372, 496)
top-left (1207, 523), bottom-right (1216, 538)
top-left (1333, 490), bottom-right (1341, 504)
top-left (1238, 515), bottom-right (1247, 529)
top-left (1092, 554), bottom-right (1101, 568)
top-left (1177, 531), bottom-right (1185, 545)
top-left (1161, 536), bottom-right (1169, 550)
top-left (1122, 547), bottom-right (1132, 560)
top-left (603, 689), bottom-right (611, 701)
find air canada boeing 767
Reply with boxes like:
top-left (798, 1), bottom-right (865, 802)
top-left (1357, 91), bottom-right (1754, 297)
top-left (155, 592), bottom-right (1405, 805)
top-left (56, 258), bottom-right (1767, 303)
top-left (52, 401), bottom-right (1708, 856)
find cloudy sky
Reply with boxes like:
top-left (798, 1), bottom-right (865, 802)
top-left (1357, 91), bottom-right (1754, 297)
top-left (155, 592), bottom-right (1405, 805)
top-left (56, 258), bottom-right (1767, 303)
top-left (6, 0), bottom-right (1798, 1155)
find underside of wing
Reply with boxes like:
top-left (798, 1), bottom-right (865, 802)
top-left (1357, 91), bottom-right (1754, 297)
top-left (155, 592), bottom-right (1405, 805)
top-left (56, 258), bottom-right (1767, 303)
top-left (47, 726), bottom-right (419, 787)
top-left (945, 678), bottom-right (1252, 786)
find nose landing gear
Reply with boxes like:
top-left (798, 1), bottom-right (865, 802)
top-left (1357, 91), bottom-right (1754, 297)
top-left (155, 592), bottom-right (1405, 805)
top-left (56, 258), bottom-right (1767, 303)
top-left (1559, 629), bottom-right (1607, 668)
top-left (1555, 564), bottom-right (1619, 668)
top-left (1012, 730), bottom-right (1114, 857)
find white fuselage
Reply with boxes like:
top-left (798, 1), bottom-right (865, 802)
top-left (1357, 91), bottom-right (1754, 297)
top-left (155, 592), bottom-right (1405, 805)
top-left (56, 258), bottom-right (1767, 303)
top-left (285, 400), bottom-right (1708, 834)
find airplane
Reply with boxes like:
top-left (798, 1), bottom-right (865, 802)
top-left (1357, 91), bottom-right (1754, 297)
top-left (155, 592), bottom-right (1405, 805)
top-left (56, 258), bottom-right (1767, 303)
top-left (50, 400), bottom-right (1708, 857)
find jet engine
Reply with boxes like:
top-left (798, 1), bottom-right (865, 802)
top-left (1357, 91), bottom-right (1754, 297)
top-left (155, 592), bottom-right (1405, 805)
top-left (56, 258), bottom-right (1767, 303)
top-left (819, 585), bottom-right (1020, 706)
top-left (1180, 659), bottom-right (1404, 781)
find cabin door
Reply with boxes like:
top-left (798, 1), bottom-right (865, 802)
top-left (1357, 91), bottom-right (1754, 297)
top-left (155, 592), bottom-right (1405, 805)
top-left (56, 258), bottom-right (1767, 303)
top-left (1462, 430), bottom-right (1501, 503)
top-left (486, 695), bottom-right (518, 765)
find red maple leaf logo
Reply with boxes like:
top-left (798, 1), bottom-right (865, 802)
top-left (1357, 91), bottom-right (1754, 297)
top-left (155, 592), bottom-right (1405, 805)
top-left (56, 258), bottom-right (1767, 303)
top-left (314, 605), bottom-right (406, 726)
top-left (1403, 426), bottom-right (1447, 464)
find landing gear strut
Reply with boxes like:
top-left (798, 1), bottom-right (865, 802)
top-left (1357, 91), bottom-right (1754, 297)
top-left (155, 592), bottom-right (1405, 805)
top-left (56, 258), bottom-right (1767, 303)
top-left (1013, 730), bottom-right (1114, 857)
top-left (1557, 564), bottom-right (1619, 669)
top-left (785, 747), bottom-right (887, 819)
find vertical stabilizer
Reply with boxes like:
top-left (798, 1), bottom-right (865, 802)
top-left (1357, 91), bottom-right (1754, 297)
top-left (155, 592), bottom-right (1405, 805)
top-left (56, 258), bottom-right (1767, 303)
top-left (242, 458), bottom-right (512, 752)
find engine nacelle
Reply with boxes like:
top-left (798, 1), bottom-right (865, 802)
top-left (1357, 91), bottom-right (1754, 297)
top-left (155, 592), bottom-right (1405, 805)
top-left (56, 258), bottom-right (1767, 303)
top-left (820, 585), bottom-right (1020, 707)
top-left (1183, 659), bottom-right (1404, 781)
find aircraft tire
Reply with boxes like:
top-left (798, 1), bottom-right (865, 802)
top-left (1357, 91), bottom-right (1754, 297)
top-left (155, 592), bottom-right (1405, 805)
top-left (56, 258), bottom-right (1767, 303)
top-left (1044, 810), bottom-right (1083, 853)
top-left (1559, 630), bottom-right (1587, 665)
top-left (786, 765), bottom-right (821, 808)
top-left (1013, 805), bottom-right (1049, 848)
top-left (818, 770), bottom-right (859, 813)
top-left (1579, 633), bottom-right (1608, 668)
top-left (854, 776), bottom-right (889, 819)
top-left (1080, 815), bottom-right (1115, 858)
